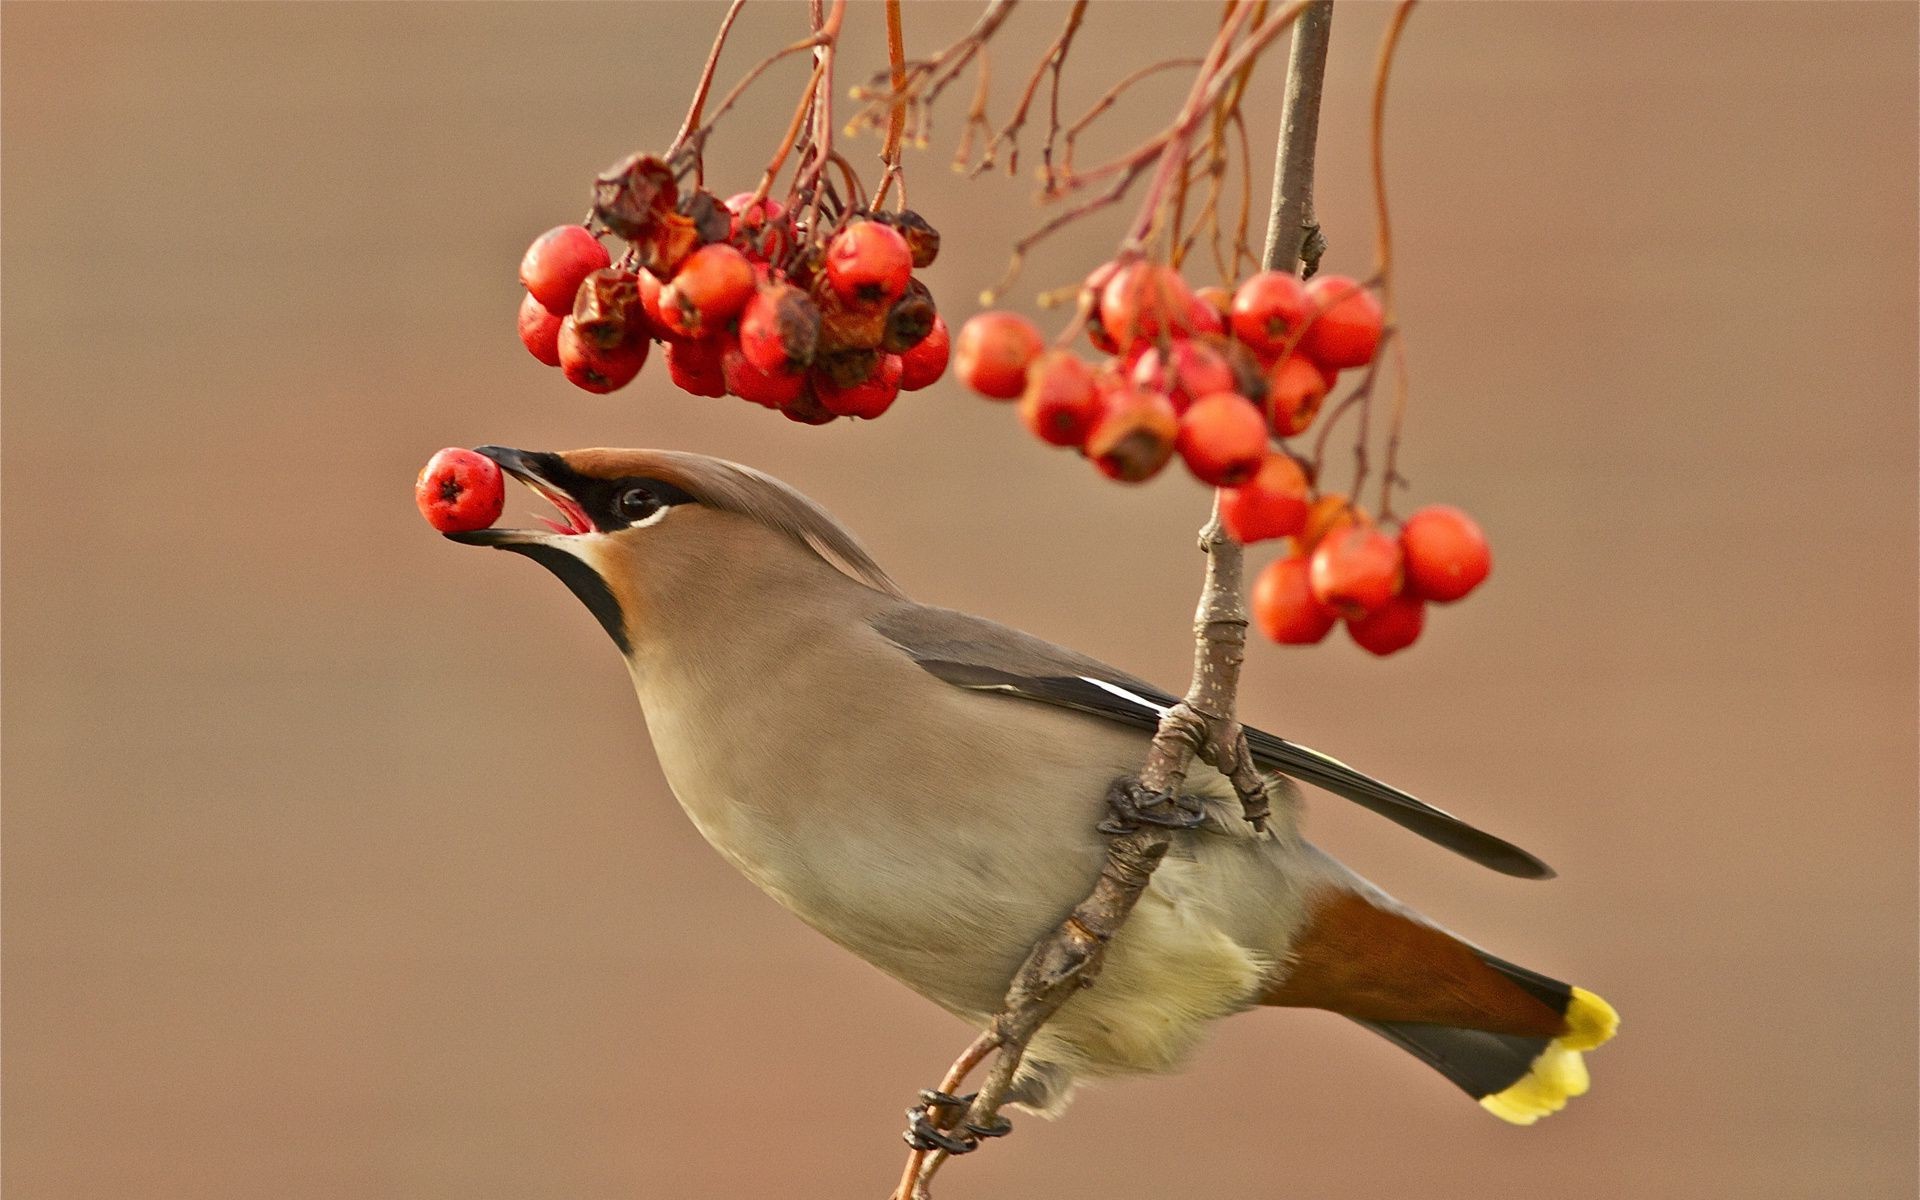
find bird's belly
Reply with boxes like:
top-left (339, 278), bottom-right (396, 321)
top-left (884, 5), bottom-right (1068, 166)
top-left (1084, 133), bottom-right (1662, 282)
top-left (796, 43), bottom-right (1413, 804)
top-left (635, 670), bottom-right (1291, 1091)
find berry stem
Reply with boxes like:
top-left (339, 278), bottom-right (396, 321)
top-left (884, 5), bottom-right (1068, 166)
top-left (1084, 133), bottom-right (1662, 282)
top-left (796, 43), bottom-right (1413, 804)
top-left (1370, 0), bottom-right (1418, 519)
top-left (666, 0), bottom-right (749, 179)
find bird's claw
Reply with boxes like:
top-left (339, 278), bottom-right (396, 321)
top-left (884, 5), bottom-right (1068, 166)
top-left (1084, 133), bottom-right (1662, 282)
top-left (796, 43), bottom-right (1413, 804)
top-left (902, 1090), bottom-right (1012, 1155)
top-left (1098, 778), bottom-right (1208, 834)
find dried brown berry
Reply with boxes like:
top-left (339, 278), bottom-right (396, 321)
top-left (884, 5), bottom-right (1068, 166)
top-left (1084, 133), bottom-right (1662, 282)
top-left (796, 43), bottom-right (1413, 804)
top-left (870, 208), bottom-right (940, 268)
top-left (814, 347), bottom-right (879, 390)
top-left (570, 268), bottom-right (646, 350)
top-left (592, 153), bottom-right (677, 241)
top-left (881, 278), bottom-right (937, 353)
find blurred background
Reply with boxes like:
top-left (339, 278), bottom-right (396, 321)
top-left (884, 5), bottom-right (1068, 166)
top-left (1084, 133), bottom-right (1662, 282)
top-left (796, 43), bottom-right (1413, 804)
top-left (4, 3), bottom-right (1915, 1197)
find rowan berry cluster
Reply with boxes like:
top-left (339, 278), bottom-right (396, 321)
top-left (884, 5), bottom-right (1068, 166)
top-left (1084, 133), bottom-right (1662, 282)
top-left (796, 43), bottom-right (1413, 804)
top-left (514, 154), bottom-right (950, 423)
top-left (954, 259), bottom-right (1489, 655)
top-left (955, 261), bottom-right (1378, 483)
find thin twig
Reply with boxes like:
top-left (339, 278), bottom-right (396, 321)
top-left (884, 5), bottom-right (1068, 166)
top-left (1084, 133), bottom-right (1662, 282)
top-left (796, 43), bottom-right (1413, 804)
top-left (667, 0), bottom-right (749, 176)
top-left (970, 0), bottom-right (1087, 178)
top-left (1370, 0), bottom-right (1417, 518)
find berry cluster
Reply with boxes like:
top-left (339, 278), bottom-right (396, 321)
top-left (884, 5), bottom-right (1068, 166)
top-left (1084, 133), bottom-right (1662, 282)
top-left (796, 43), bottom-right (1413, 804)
top-left (955, 259), bottom-right (1489, 655)
top-left (1249, 497), bottom-right (1490, 656)
top-left (955, 261), bottom-right (1380, 484)
top-left (514, 155), bottom-right (949, 423)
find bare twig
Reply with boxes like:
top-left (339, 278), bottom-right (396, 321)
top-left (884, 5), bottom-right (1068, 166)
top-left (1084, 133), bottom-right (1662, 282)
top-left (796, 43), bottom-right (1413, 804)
top-left (667, 0), bottom-right (749, 177)
top-left (895, 7), bottom-right (1335, 1199)
top-left (969, 0), bottom-right (1087, 179)
top-left (1371, 0), bottom-right (1417, 519)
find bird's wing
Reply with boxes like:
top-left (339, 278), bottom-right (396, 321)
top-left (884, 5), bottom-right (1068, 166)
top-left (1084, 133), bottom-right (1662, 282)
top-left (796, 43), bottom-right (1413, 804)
top-left (872, 604), bottom-right (1553, 880)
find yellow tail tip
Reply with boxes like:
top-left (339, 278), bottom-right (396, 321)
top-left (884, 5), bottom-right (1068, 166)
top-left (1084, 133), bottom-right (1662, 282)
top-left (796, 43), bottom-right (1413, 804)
top-left (1561, 987), bottom-right (1620, 1052)
top-left (1478, 988), bottom-right (1619, 1126)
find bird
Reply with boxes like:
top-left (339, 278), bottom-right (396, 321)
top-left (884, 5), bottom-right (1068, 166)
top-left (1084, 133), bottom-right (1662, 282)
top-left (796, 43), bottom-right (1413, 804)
top-left (441, 443), bottom-right (1618, 1133)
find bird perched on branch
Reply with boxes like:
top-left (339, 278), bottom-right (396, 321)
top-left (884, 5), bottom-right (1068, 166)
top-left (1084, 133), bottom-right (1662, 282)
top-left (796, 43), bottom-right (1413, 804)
top-left (442, 444), bottom-right (1617, 1130)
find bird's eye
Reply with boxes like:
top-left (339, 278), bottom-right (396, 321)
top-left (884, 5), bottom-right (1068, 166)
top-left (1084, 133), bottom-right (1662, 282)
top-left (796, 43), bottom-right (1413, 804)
top-left (615, 486), bottom-right (660, 522)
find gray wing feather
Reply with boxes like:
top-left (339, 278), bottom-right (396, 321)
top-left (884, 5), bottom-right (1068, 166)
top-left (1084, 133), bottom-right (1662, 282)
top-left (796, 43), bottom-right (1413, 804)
top-left (873, 604), bottom-right (1553, 880)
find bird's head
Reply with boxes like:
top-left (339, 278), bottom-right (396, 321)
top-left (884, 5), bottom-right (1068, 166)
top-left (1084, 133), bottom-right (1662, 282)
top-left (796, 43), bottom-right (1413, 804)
top-left (444, 446), bottom-right (900, 655)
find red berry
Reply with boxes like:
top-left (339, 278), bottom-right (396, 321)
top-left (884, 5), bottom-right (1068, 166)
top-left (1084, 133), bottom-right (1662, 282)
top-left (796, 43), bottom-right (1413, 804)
top-left (955, 311), bottom-right (1044, 399)
top-left (520, 225), bottom-right (610, 316)
top-left (1019, 351), bottom-right (1101, 448)
top-left (725, 193), bottom-right (791, 261)
top-left (1301, 274), bottom-right (1384, 369)
top-left (1131, 339), bottom-right (1236, 414)
top-left (1220, 455), bottom-right (1311, 543)
top-left (1081, 261), bottom-right (1123, 354)
top-left (900, 314), bottom-right (950, 391)
top-left (1399, 505), bottom-right (1492, 602)
top-left (722, 341), bottom-right (805, 407)
top-left (1265, 353), bottom-right (1329, 437)
top-left (1186, 291), bottom-right (1226, 338)
top-left (1175, 393), bottom-right (1269, 486)
top-left (558, 316), bottom-right (648, 393)
top-left (1347, 593), bottom-right (1425, 656)
top-left (1252, 556), bottom-right (1338, 644)
top-left (667, 336), bottom-right (728, 398)
top-left (659, 243), bottom-right (756, 338)
top-left (1230, 271), bottom-right (1311, 358)
top-left (1309, 524), bottom-right (1403, 617)
top-left (637, 269), bottom-right (674, 339)
top-left (1301, 493), bottom-right (1363, 554)
top-left (1099, 262), bottom-right (1195, 352)
top-left (814, 352), bottom-right (903, 419)
top-left (825, 220), bottom-right (912, 306)
top-left (1085, 387), bottom-right (1179, 482)
top-left (416, 447), bottom-right (505, 534)
top-left (738, 283), bottom-right (821, 374)
top-left (517, 292), bottom-right (563, 366)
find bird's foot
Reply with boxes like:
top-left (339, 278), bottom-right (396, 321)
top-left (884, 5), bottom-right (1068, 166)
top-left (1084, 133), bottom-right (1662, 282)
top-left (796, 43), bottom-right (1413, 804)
top-left (1098, 777), bottom-right (1207, 834)
top-left (902, 1090), bottom-right (1012, 1155)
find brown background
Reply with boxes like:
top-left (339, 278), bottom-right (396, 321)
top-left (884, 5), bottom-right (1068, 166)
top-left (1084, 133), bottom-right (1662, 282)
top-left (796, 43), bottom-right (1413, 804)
top-left (5, 3), bottom-right (1916, 1197)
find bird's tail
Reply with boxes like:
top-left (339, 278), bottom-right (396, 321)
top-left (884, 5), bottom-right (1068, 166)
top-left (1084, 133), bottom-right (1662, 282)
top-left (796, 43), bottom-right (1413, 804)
top-left (1358, 957), bottom-right (1619, 1125)
top-left (1261, 888), bottom-right (1619, 1124)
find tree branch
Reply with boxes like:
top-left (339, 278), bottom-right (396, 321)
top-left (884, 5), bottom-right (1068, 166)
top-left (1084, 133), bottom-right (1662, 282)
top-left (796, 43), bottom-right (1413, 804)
top-left (893, 6), bottom-right (1335, 1197)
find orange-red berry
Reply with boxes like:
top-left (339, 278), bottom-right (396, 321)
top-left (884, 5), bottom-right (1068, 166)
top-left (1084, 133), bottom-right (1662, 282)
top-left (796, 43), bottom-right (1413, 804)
top-left (1347, 593), bottom-right (1425, 656)
top-left (722, 341), bottom-right (805, 407)
top-left (738, 283), bottom-right (821, 375)
top-left (1085, 387), bottom-right (1179, 482)
top-left (1130, 339), bottom-right (1236, 414)
top-left (666, 336), bottom-right (728, 398)
top-left (520, 225), bottom-right (610, 316)
top-left (1175, 393), bottom-right (1269, 486)
top-left (416, 448), bottom-right (506, 534)
top-left (1220, 455), bottom-right (1312, 543)
top-left (814, 352), bottom-right (903, 419)
top-left (1020, 351), bottom-right (1102, 448)
top-left (900, 314), bottom-right (950, 391)
top-left (1098, 262), bottom-right (1195, 352)
top-left (1230, 270), bottom-right (1311, 358)
top-left (1252, 556), bottom-right (1338, 644)
top-left (517, 292), bottom-right (563, 366)
top-left (558, 316), bottom-right (648, 393)
top-left (659, 243), bottom-right (756, 338)
top-left (1265, 353), bottom-right (1330, 437)
top-left (1309, 524), bottom-right (1403, 617)
top-left (955, 311), bottom-right (1044, 399)
top-left (1301, 274), bottom-right (1384, 369)
top-left (825, 220), bottom-right (913, 306)
top-left (1399, 505), bottom-right (1492, 602)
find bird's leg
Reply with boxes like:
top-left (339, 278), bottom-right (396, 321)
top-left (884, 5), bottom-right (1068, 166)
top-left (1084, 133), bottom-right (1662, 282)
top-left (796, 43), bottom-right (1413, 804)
top-left (893, 1031), bottom-right (1004, 1194)
top-left (1097, 775), bottom-right (1208, 834)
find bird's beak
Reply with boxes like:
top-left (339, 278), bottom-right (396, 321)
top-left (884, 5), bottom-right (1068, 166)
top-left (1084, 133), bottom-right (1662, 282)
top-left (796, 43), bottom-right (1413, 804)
top-left (443, 445), bottom-right (598, 547)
